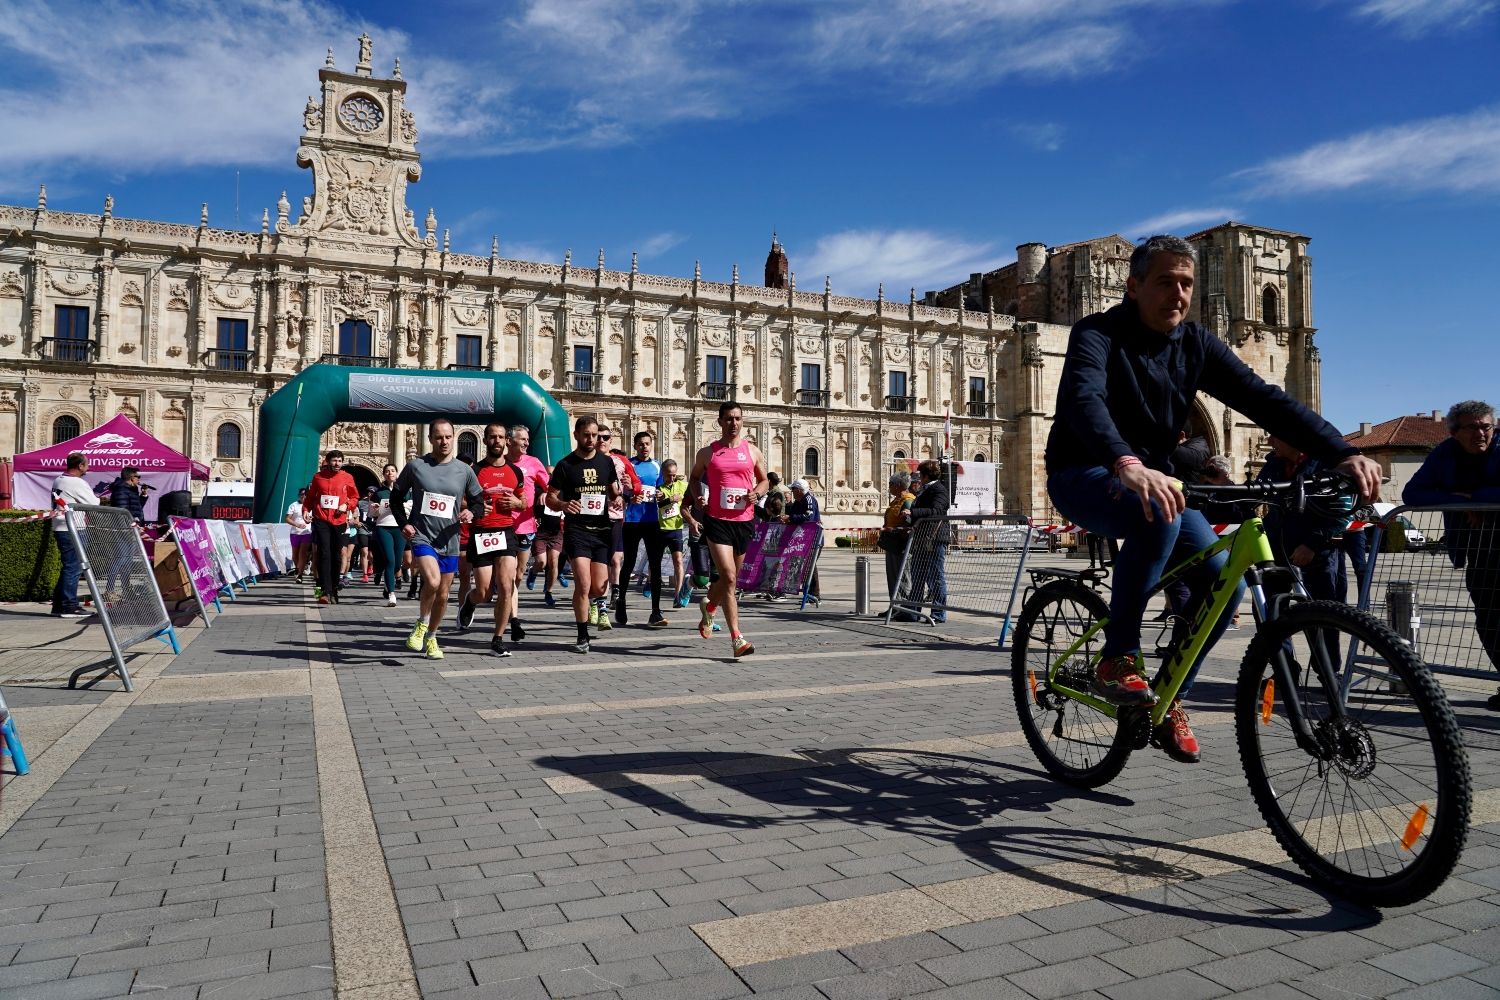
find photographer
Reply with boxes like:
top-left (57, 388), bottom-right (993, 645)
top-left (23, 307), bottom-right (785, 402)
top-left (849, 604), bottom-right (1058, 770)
top-left (108, 467), bottom-right (149, 523)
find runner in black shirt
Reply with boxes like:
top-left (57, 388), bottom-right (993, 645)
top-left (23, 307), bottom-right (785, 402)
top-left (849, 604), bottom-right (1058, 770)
top-left (546, 416), bottom-right (620, 653)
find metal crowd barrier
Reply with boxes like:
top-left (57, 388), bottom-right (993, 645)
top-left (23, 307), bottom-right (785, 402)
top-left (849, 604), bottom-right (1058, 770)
top-left (62, 504), bottom-right (180, 691)
top-left (1351, 504), bottom-right (1500, 690)
top-left (886, 514), bottom-right (1034, 641)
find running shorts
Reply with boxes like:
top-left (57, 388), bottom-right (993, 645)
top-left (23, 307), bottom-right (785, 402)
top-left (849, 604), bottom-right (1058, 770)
top-left (610, 520), bottom-right (624, 554)
top-left (564, 527), bottom-right (612, 564)
top-left (410, 543), bottom-right (460, 575)
top-left (663, 527), bottom-right (686, 554)
top-left (532, 531), bottom-right (563, 555)
top-left (467, 526), bottom-right (520, 567)
top-left (702, 515), bottom-right (754, 556)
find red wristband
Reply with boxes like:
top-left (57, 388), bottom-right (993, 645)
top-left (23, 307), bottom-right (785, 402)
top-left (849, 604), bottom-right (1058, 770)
top-left (1113, 456), bottom-right (1142, 474)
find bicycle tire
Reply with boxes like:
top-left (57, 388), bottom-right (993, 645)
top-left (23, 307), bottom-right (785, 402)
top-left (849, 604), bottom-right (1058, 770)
top-left (1236, 600), bottom-right (1470, 906)
top-left (1011, 580), bottom-right (1132, 788)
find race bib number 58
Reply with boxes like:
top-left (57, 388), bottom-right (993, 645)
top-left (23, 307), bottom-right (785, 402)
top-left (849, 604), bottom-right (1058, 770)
top-left (580, 493), bottom-right (606, 516)
top-left (424, 492), bottom-right (457, 520)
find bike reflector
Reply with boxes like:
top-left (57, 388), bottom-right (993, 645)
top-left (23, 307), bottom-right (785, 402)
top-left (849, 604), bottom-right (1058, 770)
top-left (1028, 670), bottom-right (1039, 705)
top-left (1260, 679), bottom-right (1274, 725)
top-left (1402, 804), bottom-right (1430, 851)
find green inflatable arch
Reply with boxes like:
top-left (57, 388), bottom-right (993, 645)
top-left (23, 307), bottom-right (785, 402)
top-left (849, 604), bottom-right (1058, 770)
top-left (253, 364), bottom-right (571, 522)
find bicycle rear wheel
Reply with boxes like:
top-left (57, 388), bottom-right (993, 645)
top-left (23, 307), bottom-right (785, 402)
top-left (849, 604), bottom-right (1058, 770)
top-left (1237, 601), bottom-right (1470, 906)
top-left (1011, 581), bottom-right (1132, 787)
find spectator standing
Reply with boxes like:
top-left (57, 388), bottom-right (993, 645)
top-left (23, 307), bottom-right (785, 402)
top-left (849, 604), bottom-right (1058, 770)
top-left (906, 460), bottom-right (951, 623)
top-left (880, 472), bottom-right (916, 615)
top-left (107, 467), bottom-right (148, 523)
top-left (1404, 399), bottom-right (1500, 708)
top-left (51, 452), bottom-right (96, 618)
top-left (762, 472), bottom-right (788, 522)
top-left (779, 478), bottom-right (821, 602)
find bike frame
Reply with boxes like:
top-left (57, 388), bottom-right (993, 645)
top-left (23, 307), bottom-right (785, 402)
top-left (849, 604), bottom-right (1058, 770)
top-left (1039, 513), bottom-right (1343, 750)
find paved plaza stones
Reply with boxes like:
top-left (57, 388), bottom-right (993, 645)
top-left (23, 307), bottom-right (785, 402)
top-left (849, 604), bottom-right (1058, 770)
top-left (3, 559), bottom-right (1500, 999)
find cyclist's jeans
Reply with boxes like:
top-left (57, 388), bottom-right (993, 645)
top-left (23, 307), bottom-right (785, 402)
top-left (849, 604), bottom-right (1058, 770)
top-left (1049, 465), bottom-right (1245, 696)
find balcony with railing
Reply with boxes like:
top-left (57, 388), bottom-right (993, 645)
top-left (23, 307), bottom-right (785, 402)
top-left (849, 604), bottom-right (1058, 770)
top-left (446, 362), bottom-right (487, 372)
top-left (566, 370), bottom-right (602, 393)
top-left (884, 394), bottom-right (917, 413)
top-left (39, 337), bottom-right (98, 363)
top-left (795, 388), bottom-right (830, 407)
top-left (966, 399), bottom-right (992, 418)
top-left (205, 349), bottom-right (253, 372)
top-left (700, 381), bottom-right (733, 401)
top-left (317, 353), bottom-right (382, 367)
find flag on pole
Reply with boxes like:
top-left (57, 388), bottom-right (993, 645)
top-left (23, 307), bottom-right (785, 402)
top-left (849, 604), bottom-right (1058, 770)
top-left (943, 407), bottom-right (952, 456)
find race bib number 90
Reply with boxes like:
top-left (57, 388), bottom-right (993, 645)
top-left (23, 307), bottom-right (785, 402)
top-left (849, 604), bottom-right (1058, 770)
top-left (580, 493), bottom-right (607, 516)
top-left (319, 494), bottom-right (340, 510)
top-left (424, 492), bottom-right (457, 520)
top-left (719, 487), bottom-right (750, 511)
top-left (474, 530), bottom-right (507, 554)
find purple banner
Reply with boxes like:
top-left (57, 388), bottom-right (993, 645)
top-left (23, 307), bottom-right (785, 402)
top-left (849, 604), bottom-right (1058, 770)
top-left (169, 517), bottom-right (226, 609)
top-left (739, 522), bottom-right (822, 594)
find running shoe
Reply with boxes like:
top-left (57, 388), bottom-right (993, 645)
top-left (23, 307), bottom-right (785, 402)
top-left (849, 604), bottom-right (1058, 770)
top-left (648, 612), bottom-right (669, 628)
top-left (1152, 701), bottom-right (1200, 763)
top-left (732, 635), bottom-right (755, 658)
top-left (698, 599), bottom-right (716, 639)
top-left (596, 609), bottom-right (613, 632)
top-left (385, 593), bottom-right (397, 608)
top-left (525, 572), bottom-right (536, 591)
top-left (615, 603), bottom-right (628, 627)
top-left (1090, 653), bottom-right (1157, 707)
top-left (572, 638), bottom-right (590, 654)
top-left (314, 585), bottom-right (324, 599)
top-left (588, 602), bottom-right (600, 627)
top-left (381, 585), bottom-right (390, 600)
top-left (511, 619), bottom-right (525, 642)
top-left (424, 635), bottom-right (443, 660)
top-left (405, 621), bottom-right (428, 652)
top-left (543, 592), bottom-right (557, 609)
top-left (456, 595), bottom-right (476, 632)
top-left (406, 583), bottom-right (419, 601)
top-left (643, 588), bottom-right (652, 600)
top-left (490, 636), bottom-right (511, 658)
top-left (318, 595), bottom-right (330, 606)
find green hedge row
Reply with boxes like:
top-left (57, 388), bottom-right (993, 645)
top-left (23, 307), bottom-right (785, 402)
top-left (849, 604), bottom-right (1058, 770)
top-left (0, 510), bottom-right (61, 602)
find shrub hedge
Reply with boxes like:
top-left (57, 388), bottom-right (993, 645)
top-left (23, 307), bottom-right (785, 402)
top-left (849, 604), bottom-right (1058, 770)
top-left (0, 510), bottom-right (61, 602)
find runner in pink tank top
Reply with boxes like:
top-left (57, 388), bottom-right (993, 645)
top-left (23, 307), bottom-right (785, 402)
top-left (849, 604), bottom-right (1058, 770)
top-left (688, 401), bottom-right (769, 659)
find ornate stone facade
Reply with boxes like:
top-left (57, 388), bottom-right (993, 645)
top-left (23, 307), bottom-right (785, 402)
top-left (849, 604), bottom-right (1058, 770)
top-left (0, 37), bottom-right (1317, 521)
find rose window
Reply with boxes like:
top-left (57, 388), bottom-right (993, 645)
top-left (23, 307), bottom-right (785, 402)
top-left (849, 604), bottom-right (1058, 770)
top-left (338, 96), bottom-right (384, 134)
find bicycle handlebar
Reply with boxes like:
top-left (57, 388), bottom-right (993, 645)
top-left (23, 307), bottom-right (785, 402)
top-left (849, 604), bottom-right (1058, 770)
top-left (1181, 471), bottom-right (1358, 515)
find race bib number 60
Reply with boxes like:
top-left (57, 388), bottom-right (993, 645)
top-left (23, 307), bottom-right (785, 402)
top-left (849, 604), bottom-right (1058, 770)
top-left (474, 530), bottom-right (507, 553)
top-left (580, 493), bottom-right (606, 516)
top-left (424, 492), bottom-right (457, 520)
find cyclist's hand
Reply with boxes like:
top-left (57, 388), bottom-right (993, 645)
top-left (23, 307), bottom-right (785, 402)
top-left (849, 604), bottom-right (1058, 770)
top-left (1335, 455), bottom-right (1382, 504)
top-left (1120, 463), bottom-right (1184, 523)
top-left (1291, 543), bottom-right (1315, 567)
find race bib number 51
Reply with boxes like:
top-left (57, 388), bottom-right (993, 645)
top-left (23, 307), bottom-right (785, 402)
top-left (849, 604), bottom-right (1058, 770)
top-left (474, 530), bottom-right (507, 554)
top-left (580, 493), bottom-right (606, 516)
top-left (319, 494), bottom-right (340, 510)
top-left (424, 492), bottom-right (457, 520)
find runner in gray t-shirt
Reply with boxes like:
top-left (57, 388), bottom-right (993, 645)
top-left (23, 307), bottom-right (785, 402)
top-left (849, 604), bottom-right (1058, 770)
top-left (391, 419), bottom-right (487, 660)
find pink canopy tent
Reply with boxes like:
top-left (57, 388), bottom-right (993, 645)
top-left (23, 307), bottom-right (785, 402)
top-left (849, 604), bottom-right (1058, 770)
top-left (11, 413), bottom-right (210, 520)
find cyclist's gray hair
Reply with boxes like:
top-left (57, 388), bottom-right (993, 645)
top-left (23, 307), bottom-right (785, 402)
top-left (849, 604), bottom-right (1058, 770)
top-left (889, 472), bottom-right (910, 490)
top-left (508, 424), bottom-right (530, 439)
top-left (1129, 234), bottom-right (1197, 281)
top-left (1204, 454), bottom-right (1232, 479)
top-left (1446, 400), bottom-right (1495, 433)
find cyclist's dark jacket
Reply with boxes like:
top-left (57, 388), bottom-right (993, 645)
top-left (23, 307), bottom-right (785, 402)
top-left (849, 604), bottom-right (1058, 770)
top-left (1045, 299), bottom-right (1357, 477)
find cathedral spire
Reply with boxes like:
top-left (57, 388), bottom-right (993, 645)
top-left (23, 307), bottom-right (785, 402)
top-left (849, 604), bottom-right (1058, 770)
top-left (764, 231), bottom-right (789, 289)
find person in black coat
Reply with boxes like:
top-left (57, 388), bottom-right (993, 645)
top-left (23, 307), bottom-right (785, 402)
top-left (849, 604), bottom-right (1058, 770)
top-left (905, 460), bottom-right (951, 623)
top-left (107, 467), bottom-right (148, 523)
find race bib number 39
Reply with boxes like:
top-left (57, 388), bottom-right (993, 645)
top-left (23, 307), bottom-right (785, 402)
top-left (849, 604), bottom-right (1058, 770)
top-left (474, 530), bottom-right (507, 553)
top-left (580, 493), bottom-right (606, 516)
top-left (719, 487), bottom-right (749, 511)
top-left (319, 494), bottom-right (340, 510)
top-left (424, 492), bottom-right (457, 520)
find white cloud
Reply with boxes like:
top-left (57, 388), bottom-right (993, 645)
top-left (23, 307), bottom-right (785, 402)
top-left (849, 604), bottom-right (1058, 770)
top-left (1353, 0), bottom-right (1497, 36)
top-left (1011, 122), bottom-right (1067, 153)
top-left (498, 241), bottom-right (563, 264)
top-left (800, 229), bottom-right (1003, 298)
top-left (638, 232), bottom-right (688, 258)
top-left (1237, 105), bottom-right (1500, 196)
top-left (0, 1), bottom-right (505, 194)
top-left (1125, 207), bottom-right (1240, 236)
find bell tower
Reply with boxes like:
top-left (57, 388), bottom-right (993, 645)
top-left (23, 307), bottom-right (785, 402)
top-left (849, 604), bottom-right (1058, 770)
top-left (277, 34), bottom-right (433, 250)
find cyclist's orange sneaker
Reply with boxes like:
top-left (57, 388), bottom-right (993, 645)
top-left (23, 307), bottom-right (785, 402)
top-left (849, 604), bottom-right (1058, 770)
top-left (1091, 653), bottom-right (1157, 706)
top-left (1154, 701), bottom-right (1200, 763)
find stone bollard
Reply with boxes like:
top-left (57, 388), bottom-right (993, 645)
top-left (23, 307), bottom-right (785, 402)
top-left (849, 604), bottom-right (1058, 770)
top-left (854, 556), bottom-right (870, 616)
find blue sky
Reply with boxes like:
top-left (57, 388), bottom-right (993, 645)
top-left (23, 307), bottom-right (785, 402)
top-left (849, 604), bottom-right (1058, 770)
top-left (2, 0), bottom-right (1496, 433)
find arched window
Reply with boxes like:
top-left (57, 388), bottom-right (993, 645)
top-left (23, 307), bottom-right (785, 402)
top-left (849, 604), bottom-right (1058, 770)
top-left (973, 453), bottom-right (987, 463)
top-left (52, 415), bottom-right (80, 445)
top-left (1262, 286), bottom-right (1279, 326)
top-left (458, 431), bottom-right (479, 464)
top-left (892, 450), bottom-right (906, 462)
top-left (803, 446), bottom-right (819, 478)
top-left (339, 318), bottom-right (373, 359)
top-left (216, 423), bottom-right (242, 459)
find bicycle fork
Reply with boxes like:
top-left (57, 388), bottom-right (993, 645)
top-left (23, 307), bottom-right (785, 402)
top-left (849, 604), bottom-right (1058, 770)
top-left (1249, 568), bottom-right (1342, 763)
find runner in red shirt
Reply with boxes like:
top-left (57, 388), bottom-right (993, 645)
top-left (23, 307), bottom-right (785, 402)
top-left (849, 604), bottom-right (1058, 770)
top-left (306, 449), bottom-right (360, 604)
top-left (455, 424), bottom-right (526, 656)
top-left (505, 424), bottom-right (550, 636)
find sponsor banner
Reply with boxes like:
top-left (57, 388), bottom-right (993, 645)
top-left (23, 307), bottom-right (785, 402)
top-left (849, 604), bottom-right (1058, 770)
top-left (225, 524), bottom-right (259, 580)
top-left (169, 517), bottom-right (228, 608)
top-left (267, 524), bottom-right (295, 568)
top-left (239, 524), bottom-right (268, 575)
top-left (952, 461), bottom-right (999, 516)
top-left (204, 518), bottom-right (246, 585)
top-left (348, 372), bottom-right (494, 415)
top-left (739, 522), bottom-right (822, 595)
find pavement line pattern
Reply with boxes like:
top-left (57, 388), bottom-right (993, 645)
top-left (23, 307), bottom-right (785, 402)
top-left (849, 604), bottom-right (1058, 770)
top-left (543, 712), bottom-right (1238, 794)
top-left (135, 668), bottom-right (310, 704)
top-left (694, 787), bottom-right (1500, 968)
top-left (305, 606), bottom-right (421, 1000)
top-left (441, 646), bottom-right (917, 679)
top-left (477, 673), bottom-right (1001, 719)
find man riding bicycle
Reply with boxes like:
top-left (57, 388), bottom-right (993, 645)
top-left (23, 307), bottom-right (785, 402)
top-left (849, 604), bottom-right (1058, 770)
top-left (1046, 234), bottom-right (1381, 763)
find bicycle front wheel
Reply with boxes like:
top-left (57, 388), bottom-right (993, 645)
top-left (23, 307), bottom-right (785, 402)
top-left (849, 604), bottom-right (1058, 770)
top-left (1011, 581), bottom-right (1132, 788)
top-left (1237, 601), bottom-right (1470, 906)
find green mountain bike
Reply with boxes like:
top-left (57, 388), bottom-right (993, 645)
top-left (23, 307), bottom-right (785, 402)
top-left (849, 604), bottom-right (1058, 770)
top-left (1011, 474), bottom-right (1470, 906)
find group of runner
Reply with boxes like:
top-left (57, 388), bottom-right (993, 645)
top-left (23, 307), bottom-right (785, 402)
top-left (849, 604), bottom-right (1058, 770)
top-left (293, 400), bottom-right (769, 661)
